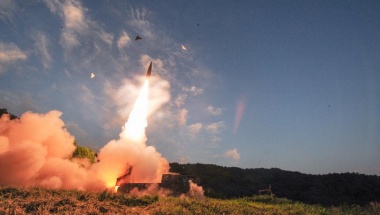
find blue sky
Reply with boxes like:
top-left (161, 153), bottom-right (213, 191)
top-left (0, 0), bottom-right (379, 175)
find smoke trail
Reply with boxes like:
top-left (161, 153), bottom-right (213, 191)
top-left (233, 96), bottom-right (246, 135)
top-left (120, 80), bottom-right (149, 142)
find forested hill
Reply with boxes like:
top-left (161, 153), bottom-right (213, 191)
top-left (169, 163), bottom-right (380, 206)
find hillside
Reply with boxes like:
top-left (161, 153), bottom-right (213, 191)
top-left (1, 186), bottom-right (379, 214)
top-left (169, 163), bottom-right (380, 206)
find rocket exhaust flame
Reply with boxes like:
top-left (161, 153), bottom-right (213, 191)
top-left (119, 80), bottom-right (149, 142)
top-left (93, 62), bottom-right (169, 188)
top-left (121, 62), bottom-right (151, 141)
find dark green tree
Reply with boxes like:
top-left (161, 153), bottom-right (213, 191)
top-left (72, 142), bottom-right (97, 163)
top-left (0, 108), bottom-right (18, 119)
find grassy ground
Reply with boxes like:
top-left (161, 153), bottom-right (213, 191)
top-left (1, 186), bottom-right (379, 214)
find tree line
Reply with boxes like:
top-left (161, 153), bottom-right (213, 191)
top-left (169, 162), bottom-right (380, 206)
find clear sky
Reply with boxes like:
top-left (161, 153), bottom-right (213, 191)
top-left (1, 0), bottom-right (379, 175)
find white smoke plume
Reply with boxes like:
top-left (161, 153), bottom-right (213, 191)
top-left (187, 180), bottom-right (205, 199)
top-left (128, 184), bottom-right (172, 197)
top-left (180, 180), bottom-right (204, 200)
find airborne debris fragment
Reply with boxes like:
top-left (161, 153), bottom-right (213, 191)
top-left (135, 36), bottom-right (142, 41)
top-left (90, 73), bottom-right (95, 78)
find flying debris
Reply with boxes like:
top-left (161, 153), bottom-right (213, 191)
top-left (90, 73), bottom-right (95, 78)
top-left (181, 45), bottom-right (187, 51)
top-left (146, 62), bottom-right (152, 79)
top-left (135, 36), bottom-right (142, 41)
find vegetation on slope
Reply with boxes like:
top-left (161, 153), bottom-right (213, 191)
top-left (72, 140), bottom-right (97, 163)
top-left (1, 186), bottom-right (379, 215)
top-left (169, 163), bottom-right (380, 206)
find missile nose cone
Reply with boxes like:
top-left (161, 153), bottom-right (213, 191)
top-left (146, 62), bottom-right (152, 79)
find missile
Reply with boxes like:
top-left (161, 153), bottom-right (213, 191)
top-left (146, 62), bottom-right (152, 79)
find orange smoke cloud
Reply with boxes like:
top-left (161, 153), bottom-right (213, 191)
top-left (0, 80), bottom-right (169, 192)
top-left (0, 111), bottom-right (104, 190)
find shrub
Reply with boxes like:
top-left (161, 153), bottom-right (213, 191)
top-left (72, 144), bottom-right (97, 163)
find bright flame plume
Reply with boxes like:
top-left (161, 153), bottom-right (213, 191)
top-left (120, 80), bottom-right (149, 142)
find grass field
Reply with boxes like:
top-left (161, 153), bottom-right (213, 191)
top-left (1, 186), bottom-right (379, 214)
